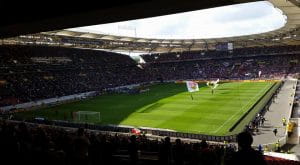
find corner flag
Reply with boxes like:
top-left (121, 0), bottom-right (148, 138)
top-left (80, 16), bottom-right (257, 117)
top-left (186, 81), bottom-right (199, 92)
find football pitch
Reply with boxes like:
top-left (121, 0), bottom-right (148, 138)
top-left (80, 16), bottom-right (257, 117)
top-left (16, 82), bottom-right (276, 135)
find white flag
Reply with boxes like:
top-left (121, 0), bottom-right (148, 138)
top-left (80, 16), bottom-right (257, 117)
top-left (186, 81), bottom-right (199, 92)
top-left (258, 71), bottom-right (262, 77)
top-left (207, 79), bottom-right (219, 89)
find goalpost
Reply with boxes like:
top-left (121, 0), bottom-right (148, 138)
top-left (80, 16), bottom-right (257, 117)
top-left (75, 111), bottom-right (101, 123)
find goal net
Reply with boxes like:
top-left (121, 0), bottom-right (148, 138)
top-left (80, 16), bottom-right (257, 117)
top-left (75, 111), bottom-right (100, 123)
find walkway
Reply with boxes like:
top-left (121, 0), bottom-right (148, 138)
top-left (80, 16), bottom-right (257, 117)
top-left (252, 79), bottom-right (297, 146)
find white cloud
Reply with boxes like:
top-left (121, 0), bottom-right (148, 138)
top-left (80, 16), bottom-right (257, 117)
top-left (68, 1), bottom-right (286, 39)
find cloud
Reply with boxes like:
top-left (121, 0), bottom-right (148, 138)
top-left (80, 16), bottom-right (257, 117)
top-left (210, 2), bottom-right (273, 23)
top-left (68, 1), bottom-right (286, 39)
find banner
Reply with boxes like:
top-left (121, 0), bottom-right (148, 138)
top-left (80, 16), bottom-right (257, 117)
top-left (186, 81), bottom-right (199, 92)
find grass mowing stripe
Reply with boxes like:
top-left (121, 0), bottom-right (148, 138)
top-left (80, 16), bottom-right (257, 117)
top-left (15, 82), bottom-right (273, 136)
top-left (212, 83), bottom-right (271, 134)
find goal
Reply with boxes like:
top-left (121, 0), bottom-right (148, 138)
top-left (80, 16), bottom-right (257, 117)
top-left (75, 111), bottom-right (100, 123)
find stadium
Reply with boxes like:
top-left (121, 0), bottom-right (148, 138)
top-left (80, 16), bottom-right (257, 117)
top-left (1, 0), bottom-right (300, 164)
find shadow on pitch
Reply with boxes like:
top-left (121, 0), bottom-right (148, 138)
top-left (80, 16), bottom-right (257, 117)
top-left (17, 83), bottom-right (187, 125)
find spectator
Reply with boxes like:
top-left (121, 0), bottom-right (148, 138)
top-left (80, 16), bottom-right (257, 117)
top-left (173, 139), bottom-right (184, 165)
top-left (227, 131), bottom-right (267, 165)
top-left (128, 135), bottom-right (138, 165)
top-left (71, 128), bottom-right (90, 165)
top-left (159, 137), bottom-right (172, 165)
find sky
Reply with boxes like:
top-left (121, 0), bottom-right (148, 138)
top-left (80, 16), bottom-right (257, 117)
top-left (68, 1), bottom-right (287, 40)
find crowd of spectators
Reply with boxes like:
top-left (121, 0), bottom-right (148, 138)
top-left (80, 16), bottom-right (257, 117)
top-left (141, 45), bottom-right (300, 62)
top-left (0, 45), bottom-right (299, 107)
top-left (0, 45), bottom-right (148, 107)
top-left (1, 120), bottom-right (298, 165)
top-left (0, 45), bottom-right (300, 164)
top-left (0, 120), bottom-right (231, 165)
top-left (142, 54), bottom-right (299, 81)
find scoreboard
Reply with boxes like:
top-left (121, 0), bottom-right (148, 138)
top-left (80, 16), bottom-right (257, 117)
top-left (216, 42), bottom-right (233, 51)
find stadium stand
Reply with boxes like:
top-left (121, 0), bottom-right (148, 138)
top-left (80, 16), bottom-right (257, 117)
top-left (143, 54), bottom-right (299, 80)
top-left (0, 120), bottom-right (298, 165)
top-left (0, 45), bottom-right (299, 164)
top-left (142, 46), bottom-right (300, 81)
top-left (0, 45), bottom-right (148, 107)
top-left (141, 45), bottom-right (300, 63)
top-left (0, 45), bottom-right (299, 107)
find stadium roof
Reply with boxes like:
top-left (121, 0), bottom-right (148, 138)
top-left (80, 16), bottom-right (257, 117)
top-left (2, 0), bottom-right (300, 53)
top-left (0, 0), bottom-right (258, 39)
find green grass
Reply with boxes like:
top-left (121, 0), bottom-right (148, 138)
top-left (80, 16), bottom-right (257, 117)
top-left (16, 82), bottom-right (275, 135)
